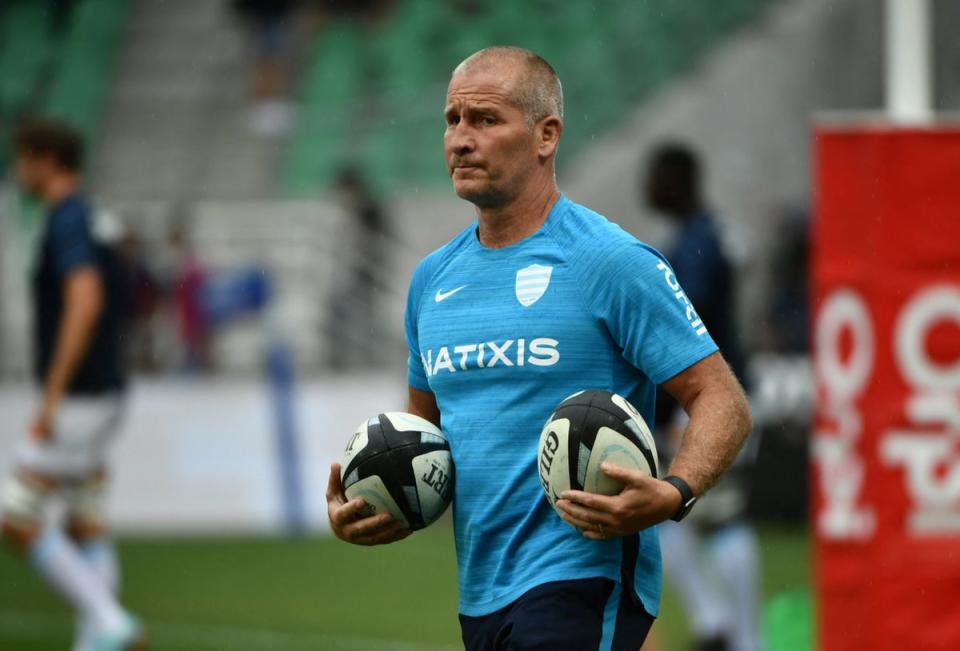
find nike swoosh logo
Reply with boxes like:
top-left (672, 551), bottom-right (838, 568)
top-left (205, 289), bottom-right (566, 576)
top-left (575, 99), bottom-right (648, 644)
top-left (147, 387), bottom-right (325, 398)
top-left (435, 285), bottom-right (467, 302)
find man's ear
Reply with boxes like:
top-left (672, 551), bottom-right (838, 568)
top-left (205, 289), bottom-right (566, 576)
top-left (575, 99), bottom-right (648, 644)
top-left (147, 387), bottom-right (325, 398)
top-left (536, 116), bottom-right (563, 159)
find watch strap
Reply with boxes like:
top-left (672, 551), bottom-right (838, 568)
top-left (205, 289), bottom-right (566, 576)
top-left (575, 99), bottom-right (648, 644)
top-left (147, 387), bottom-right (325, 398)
top-left (663, 475), bottom-right (697, 522)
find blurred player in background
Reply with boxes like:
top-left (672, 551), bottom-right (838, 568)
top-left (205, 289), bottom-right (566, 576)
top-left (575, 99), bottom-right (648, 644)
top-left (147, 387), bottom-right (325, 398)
top-left (643, 143), bottom-right (760, 651)
top-left (327, 165), bottom-right (394, 368)
top-left (1, 120), bottom-right (144, 651)
top-left (327, 47), bottom-right (752, 650)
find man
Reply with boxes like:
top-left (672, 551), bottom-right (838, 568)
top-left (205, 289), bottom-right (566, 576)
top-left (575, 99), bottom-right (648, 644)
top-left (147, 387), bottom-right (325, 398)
top-left (326, 47), bottom-right (751, 650)
top-left (643, 143), bottom-right (760, 651)
top-left (1, 120), bottom-right (144, 651)
top-left (327, 165), bottom-right (393, 368)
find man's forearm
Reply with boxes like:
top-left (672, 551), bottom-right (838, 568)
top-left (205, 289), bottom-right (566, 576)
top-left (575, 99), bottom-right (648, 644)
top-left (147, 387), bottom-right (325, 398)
top-left (43, 273), bottom-right (103, 408)
top-left (667, 381), bottom-right (751, 496)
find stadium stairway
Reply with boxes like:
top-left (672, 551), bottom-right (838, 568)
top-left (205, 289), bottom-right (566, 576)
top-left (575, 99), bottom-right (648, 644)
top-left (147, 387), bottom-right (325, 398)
top-left (91, 0), bottom-right (280, 202)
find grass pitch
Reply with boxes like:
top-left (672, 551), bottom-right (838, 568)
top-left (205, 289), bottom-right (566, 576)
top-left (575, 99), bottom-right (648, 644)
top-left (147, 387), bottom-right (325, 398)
top-left (0, 523), bottom-right (808, 650)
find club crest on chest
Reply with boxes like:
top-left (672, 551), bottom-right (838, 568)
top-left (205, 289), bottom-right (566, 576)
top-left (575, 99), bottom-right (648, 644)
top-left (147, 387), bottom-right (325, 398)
top-left (515, 264), bottom-right (553, 307)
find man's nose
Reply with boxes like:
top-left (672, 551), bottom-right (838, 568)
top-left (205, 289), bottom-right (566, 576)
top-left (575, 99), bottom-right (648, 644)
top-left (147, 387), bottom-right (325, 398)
top-left (446, 123), bottom-right (475, 155)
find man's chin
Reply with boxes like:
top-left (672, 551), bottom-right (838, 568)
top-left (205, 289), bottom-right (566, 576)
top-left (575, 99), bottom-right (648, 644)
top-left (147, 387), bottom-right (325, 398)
top-left (453, 181), bottom-right (503, 208)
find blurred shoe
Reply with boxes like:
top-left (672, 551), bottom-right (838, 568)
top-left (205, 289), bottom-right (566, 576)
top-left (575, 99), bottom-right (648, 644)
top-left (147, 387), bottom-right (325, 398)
top-left (92, 614), bottom-right (148, 651)
top-left (248, 99), bottom-right (296, 138)
top-left (694, 634), bottom-right (729, 651)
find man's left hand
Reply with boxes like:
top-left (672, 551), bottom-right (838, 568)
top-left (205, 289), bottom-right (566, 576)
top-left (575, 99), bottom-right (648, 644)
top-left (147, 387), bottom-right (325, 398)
top-left (30, 404), bottom-right (56, 441)
top-left (556, 463), bottom-right (683, 540)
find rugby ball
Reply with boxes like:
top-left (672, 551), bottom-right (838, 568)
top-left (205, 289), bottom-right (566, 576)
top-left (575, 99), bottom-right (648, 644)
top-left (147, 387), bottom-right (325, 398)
top-left (340, 412), bottom-right (454, 530)
top-left (537, 390), bottom-right (659, 513)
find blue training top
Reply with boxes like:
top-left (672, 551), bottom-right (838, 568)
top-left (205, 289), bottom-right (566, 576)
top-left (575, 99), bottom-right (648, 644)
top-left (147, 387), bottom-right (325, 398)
top-left (405, 194), bottom-right (718, 617)
top-left (33, 194), bottom-right (127, 395)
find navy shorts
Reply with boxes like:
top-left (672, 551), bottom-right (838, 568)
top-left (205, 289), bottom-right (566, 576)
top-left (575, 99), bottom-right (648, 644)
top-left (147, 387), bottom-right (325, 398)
top-left (460, 578), bottom-right (654, 651)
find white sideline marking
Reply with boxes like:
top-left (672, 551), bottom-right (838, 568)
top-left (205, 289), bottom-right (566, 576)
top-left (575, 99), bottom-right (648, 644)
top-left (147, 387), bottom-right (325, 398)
top-left (0, 608), bottom-right (460, 651)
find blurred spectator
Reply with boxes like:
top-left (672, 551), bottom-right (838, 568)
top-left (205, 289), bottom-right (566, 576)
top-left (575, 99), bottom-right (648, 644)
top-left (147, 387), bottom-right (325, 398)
top-left (232, 0), bottom-right (300, 137)
top-left (48, 0), bottom-right (79, 35)
top-left (645, 143), bottom-right (746, 380)
top-left (642, 142), bottom-right (760, 651)
top-left (118, 231), bottom-right (162, 371)
top-left (167, 226), bottom-right (210, 372)
top-left (314, 0), bottom-right (394, 21)
top-left (766, 205), bottom-right (810, 353)
top-left (327, 165), bottom-right (392, 368)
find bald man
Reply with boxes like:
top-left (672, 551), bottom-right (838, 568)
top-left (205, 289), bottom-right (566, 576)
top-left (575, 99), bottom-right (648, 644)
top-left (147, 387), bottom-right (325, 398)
top-left (326, 47), bottom-right (751, 650)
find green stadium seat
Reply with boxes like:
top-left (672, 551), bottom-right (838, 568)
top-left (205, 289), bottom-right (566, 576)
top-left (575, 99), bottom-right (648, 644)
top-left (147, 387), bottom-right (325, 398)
top-left (0, 2), bottom-right (51, 116)
top-left (281, 0), bottom-right (780, 196)
top-left (0, 0), bottom-right (130, 169)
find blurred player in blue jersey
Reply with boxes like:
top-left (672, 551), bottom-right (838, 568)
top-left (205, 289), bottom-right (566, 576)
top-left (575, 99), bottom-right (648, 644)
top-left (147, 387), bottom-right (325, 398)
top-left (326, 47), bottom-right (752, 650)
top-left (1, 120), bottom-right (145, 651)
top-left (644, 143), bottom-right (760, 651)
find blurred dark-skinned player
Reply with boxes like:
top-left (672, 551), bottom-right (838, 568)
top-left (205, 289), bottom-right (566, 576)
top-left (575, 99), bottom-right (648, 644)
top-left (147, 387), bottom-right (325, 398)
top-left (643, 142), bottom-right (759, 651)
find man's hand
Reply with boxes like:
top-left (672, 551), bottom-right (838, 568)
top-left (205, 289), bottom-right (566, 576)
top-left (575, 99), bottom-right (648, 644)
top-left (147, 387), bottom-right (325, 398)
top-left (555, 463), bottom-right (682, 540)
top-left (29, 402), bottom-right (56, 442)
top-left (326, 463), bottom-right (411, 546)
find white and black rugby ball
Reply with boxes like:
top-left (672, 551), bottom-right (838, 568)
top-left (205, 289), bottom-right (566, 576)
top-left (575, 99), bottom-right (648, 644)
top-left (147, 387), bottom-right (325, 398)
top-left (340, 412), bottom-right (454, 531)
top-left (537, 390), bottom-right (659, 513)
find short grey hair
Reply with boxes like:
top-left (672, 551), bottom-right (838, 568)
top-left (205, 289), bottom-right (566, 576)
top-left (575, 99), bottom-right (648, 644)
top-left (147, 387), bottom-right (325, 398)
top-left (453, 46), bottom-right (564, 128)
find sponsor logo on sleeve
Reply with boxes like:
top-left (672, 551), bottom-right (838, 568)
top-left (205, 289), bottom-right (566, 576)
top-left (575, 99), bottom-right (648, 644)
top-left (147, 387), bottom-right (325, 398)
top-left (656, 260), bottom-right (708, 336)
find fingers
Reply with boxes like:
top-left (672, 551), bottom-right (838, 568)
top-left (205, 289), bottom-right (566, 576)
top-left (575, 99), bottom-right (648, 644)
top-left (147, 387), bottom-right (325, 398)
top-left (348, 519), bottom-right (412, 546)
top-left (330, 497), bottom-right (375, 527)
top-left (328, 494), bottom-right (413, 545)
top-left (556, 505), bottom-right (596, 531)
top-left (326, 463), bottom-right (345, 504)
top-left (29, 422), bottom-right (51, 442)
top-left (340, 510), bottom-right (409, 544)
top-left (581, 529), bottom-right (608, 541)
top-left (559, 489), bottom-right (617, 512)
top-left (599, 462), bottom-right (653, 485)
top-left (340, 509), bottom-right (392, 533)
top-left (556, 499), bottom-right (617, 529)
top-left (556, 500), bottom-right (622, 540)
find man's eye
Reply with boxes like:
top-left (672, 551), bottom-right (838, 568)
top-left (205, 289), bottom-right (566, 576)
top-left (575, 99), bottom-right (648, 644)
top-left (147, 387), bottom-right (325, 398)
top-left (446, 115), bottom-right (459, 126)
top-left (481, 116), bottom-right (496, 126)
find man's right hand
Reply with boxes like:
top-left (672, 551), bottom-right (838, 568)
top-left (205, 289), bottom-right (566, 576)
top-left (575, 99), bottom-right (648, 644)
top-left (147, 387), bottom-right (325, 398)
top-left (326, 462), bottom-right (412, 546)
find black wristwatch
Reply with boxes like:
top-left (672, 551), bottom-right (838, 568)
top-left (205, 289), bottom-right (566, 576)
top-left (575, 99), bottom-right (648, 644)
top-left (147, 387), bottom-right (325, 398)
top-left (663, 475), bottom-right (697, 522)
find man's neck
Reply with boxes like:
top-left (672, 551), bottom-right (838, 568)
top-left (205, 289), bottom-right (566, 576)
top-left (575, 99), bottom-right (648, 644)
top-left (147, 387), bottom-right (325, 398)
top-left (476, 182), bottom-right (560, 249)
top-left (41, 175), bottom-right (78, 208)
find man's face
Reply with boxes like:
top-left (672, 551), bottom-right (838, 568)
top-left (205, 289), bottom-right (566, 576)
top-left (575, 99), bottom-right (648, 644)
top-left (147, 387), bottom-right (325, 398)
top-left (443, 69), bottom-right (539, 208)
top-left (644, 163), bottom-right (683, 220)
top-left (13, 152), bottom-right (52, 197)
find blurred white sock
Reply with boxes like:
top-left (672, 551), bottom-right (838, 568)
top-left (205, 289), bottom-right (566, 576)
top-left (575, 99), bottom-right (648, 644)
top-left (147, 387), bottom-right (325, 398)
top-left (30, 528), bottom-right (127, 636)
top-left (72, 538), bottom-right (121, 651)
top-left (80, 538), bottom-right (119, 592)
top-left (709, 523), bottom-right (762, 651)
top-left (660, 520), bottom-right (728, 639)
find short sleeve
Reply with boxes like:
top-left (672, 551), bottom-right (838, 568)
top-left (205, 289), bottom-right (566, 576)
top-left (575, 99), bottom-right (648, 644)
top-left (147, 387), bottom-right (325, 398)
top-left (588, 241), bottom-right (719, 385)
top-left (404, 258), bottom-right (432, 391)
top-left (48, 202), bottom-right (96, 277)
